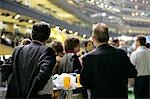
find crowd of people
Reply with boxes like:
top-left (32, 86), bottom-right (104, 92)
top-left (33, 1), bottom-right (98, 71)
top-left (0, 22), bottom-right (150, 99)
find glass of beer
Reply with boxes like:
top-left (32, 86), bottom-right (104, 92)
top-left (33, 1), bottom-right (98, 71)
top-left (76, 74), bottom-right (81, 87)
top-left (63, 76), bottom-right (70, 89)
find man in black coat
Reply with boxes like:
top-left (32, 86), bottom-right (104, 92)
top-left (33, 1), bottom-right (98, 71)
top-left (6, 23), bottom-right (56, 98)
top-left (80, 23), bottom-right (137, 99)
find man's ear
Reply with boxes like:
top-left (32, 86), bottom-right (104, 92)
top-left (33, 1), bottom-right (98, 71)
top-left (92, 36), bottom-right (97, 47)
top-left (92, 36), bottom-right (95, 43)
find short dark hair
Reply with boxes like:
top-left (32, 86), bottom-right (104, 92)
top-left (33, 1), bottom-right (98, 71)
top-left (136, 35), bottom-right (146, 46)
top-left (92, 23), bottom-right (109, 42)
top-left (64, 37), bottom-right (80, 51)
top-left (51, 40), bottom-right (63, 53)
top-left (31, 23), bottom-right (50, 42)
top-left (84, 40), bottom-right (93, 47)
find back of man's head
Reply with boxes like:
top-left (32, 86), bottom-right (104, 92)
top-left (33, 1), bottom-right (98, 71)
top-left (32, 23), bottom-right (50, 42)
top-left (92, 23), bottom-right (109, 43)
top-left (136, 35), bottom-right (146, 46)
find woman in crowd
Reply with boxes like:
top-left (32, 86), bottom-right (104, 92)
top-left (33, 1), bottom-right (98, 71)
top-left (59, 37), bottom-right (82, 74)
top-left (50, 40), bottom-right (64, 74)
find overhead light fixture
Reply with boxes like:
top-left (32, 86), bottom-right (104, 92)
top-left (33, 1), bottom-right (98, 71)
top-left (141, 12), bottom-right (145, 16)
top-left (129, 30), bottom-right (132, 33)
top-left (142, 0), bottom-right (145, 4)
top-left (14, 14), bottom-right (20, 20)
top-left (74, 32), bottom-right (78, 36)
top-left (62, 29), bottom-right (67, 32)
top-left (135, 12), bottom-right (139, 16)
top-left (55, 26), bottom-right (59, 30)
top-left (28, 19), bottom-right (33, 23)
top-left (96, 1), bottom-right (99, 5)
top-left (69, 30), bottom-right (73, 33)
top-left (83, 34), bottom-right (87, 38)
top-left (135, 5), bottom-right (138, 9)
top-left (91, 0), bottom-right (95, 3)
top-left (108, 16), bottom-right (113, 19)
top-left (123, 17), bottom-right (126, 19)
top-left (131, 12), bottom-right (135, 16)
top-left (101, 12), bottom-right (106, 17)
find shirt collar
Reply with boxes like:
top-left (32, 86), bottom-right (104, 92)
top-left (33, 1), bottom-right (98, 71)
top-left (137, 46), bottom-right (146, 50)
top-left (32, 40), bottom-right (44, 45)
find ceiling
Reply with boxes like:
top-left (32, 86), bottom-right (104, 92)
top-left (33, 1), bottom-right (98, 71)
top-left (65, 0), bottom-right (150, 34)
top-left (0, 8), bottom-right (35, 28)
top-left (1, 0), bottom-right (150, 36)
top-left (16, 0), bottom-right (84, 25)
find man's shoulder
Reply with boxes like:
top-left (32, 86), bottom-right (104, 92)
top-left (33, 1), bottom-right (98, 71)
top-left (83, 49), bottom-right (97, 58)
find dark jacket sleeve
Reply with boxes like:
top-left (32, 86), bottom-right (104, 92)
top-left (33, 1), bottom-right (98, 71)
top-left (121, 50), bottom-right (137, 78)
top-left (0, 57), bottom-right (13, 82)
top-left (33, 47), bottom-right (56, 91)
top-left (80, 56), bottom-right (91, 89)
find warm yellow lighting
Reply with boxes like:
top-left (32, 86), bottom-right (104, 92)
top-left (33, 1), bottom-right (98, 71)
top-left (55, 26), bottom-right (59, 30)
top-left (62, 29), bottom-right (67, 32)
top-left (14, 14), bottom-right (20, 20)
top-left (28, 19), bottom-right (33, 23)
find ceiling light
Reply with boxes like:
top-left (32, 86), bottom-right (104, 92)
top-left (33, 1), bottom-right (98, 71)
top-left (142, 0), bottom-right (145, 4)
top-left (14, 14), bottom-right (20, 20)
top-left (83, 34), bottom-right (87, 38)
top-left (135, 5), bottom-right (138, 9)
top-left (91, 0), bottom-right (95, 3)
top-left (96, 1), bottom-right (99, 5)
top-left (55, 26), bottom-right (59, 30)
top-left (131, 12), bottom-right (135, 16)
top-left (122, 4), bottom-right (125, 7)
top-left (129, 30), bottom-right (132, 33)
top-left (74, 32), bottom-right (78, 36)
top-left (101, 12), bottom-right (106, 17)
top-left (62, 29), bottom-right (67, 32)
top-left (104, 4), bottom-right (108, 8)
top-left (108, 16), bottom-right (113, 19)
top-left (135, 12), bottom-right (139, 16)
top-left (123, 17), bottom-right (126, 19)
top-left (146, 1), bottom-right (148, 4)
top-left (28, 20), bottom-right (33, 23)
top-left (69, 30), bottom-right (73, 33)
top-left (141, 12), bottom-right (145, 16)
top-left (108, 6), bottom-right (112, 9)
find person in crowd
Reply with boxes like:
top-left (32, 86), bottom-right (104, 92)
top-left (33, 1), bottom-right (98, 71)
top-left (119, 40), bottom-right (128, 52)
top-left (5, 23), bottom-right (56, 98)
top-left (111, 38), bottom-right (119, 48)
top-left (84, 40), bottom-right (94, 53)
top-left (50, 40), bottom-right (64, 74)
top-left (146, 43), bottom-right (150, 48)
top-left (59, 37), bottom-right (82, 74)
top-left (0, 38), bottom-right (31, 85)
top-left (80, 23), bottom-right (137, 98)
top-left (19, 38), bottom-right (31, 45)
top-left (130, 35), bottom-right (150, 99)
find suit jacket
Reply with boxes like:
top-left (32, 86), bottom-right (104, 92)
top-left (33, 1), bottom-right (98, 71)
top-left (6, 41), bottom-right (56, 98)
top-left (80, 44), bottom-right (137, 98)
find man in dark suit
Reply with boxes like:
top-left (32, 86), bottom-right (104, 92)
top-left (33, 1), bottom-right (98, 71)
top-left (80, 23), bottom-right (137, 99)
top-left (6, 23), bottom-right (56, 98)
